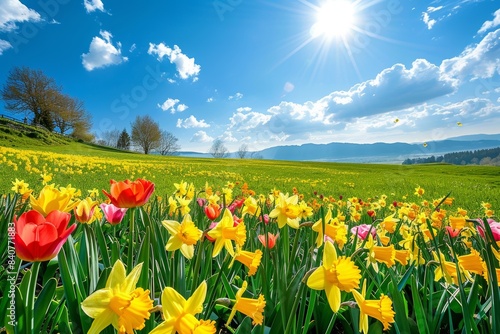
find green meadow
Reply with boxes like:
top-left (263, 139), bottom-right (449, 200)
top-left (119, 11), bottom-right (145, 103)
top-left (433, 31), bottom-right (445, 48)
top-left (1, 117), bottom-right (499, 215)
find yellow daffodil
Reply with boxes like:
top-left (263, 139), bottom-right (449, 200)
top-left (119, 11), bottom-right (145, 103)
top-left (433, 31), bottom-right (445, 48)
top-left (233, 246), bottom-right (263, 276)
top-left (307, 241), bottom-right (361, 312)
top-left (88, 188), bottom-right (100, 198)
top-left (312, 209), bottom-right (348, 249)
top-left (269, 193), bottom-right (300, 229)
top-left (380, 214), bottom-right (399, 233)
top-left (81, 260), bottom-right (153, 334)
top-left (150, 281), bottom-right (216, 334)
top-left (458, 249), bottom-right (486, 276)
top-left (162, 214), bottom-right (202, 259)
top-left (226, 281), bottom-right (266, 327)
top-left (241, 196), bottom-right (261, 217)
top-left (433, 252), bottom-right (462, 285)
top-left (364, 235), bottom-right (396, 272)
top-left (352, 280), bottom-right (395, 334)
top-left (40, 172), bottom-right (53, 185)
top-left (74, 197), bottom-right (99, 224)
top-left (414, 186), bottom-right (425, 197)
top-left (207, 209), bottom-right (246, 257)
top-left (167, 196), bottom-right (178, 216)
top-left (174, 180), bottom-right (188, 197)
top-left (11, 178), bottom-right (30, 195)
top-left (297, 200), bottom-right (313, 220)
top-left (30, 184), bottom-right (76, 217)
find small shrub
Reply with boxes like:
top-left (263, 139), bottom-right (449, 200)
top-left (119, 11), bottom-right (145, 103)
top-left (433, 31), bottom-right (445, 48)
top-left (26, 132), bottom-right (40, 139)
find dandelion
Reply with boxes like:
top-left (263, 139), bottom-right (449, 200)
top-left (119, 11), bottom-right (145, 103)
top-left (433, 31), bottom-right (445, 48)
top-left (307, 241), bottom-right (361, 312)
top-left (150, 281), bottom-right (216, 334)
top-left (81, 260), bottom-right (153, 334)
top-left (226, 281), bottom-right (266, 326)
top-left (162, 214), bottom-right (202, 259)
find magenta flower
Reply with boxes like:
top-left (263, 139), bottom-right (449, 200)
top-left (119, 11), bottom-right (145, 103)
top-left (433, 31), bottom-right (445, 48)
top-left (477, 218), bottom-right (500, 241)
top-left (351, 224), bottom-right (377, 240)
top-left (100, 203), bottom-right (128, 225)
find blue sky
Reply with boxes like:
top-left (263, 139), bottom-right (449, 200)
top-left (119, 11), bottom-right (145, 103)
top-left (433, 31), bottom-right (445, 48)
top-left (0, 0), bottom-right (499, 152)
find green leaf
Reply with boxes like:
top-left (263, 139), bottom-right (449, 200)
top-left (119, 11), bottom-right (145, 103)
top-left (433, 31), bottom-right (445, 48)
top-left (410, 275), bottom-right (429, 334)
top-left (34, 277), bottom-right (57, 332)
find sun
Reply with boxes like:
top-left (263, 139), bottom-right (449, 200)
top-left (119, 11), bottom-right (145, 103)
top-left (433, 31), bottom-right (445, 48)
top-left (310, 0), bottom-right (357, 40)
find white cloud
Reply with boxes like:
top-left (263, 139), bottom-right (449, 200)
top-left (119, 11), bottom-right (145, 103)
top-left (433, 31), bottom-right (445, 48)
top-left (167, 78), bottom-right (176, 84)
top-left (236, 107), bottom-right (252, 113)
top-left (319, 59), bottom-right (456, 120)
top-left (129, 43), bottom-right (136, 53)
top-left (177, 115), bottom-right (210, 128)
top-left (148, 43), bottom-right (200, 80)
top-left (177, 104), bottom-right (188, 112)
top-left (228, 92), bottom-right (243, 100)
top-left (0, 0), bottom-right (41, 31)
top-left (421, 6), bottom-right (442, 30)
top-left (81, 30), bottom-right (128, 71)
top-left (207, 97), bottom-right (214, 102)
top-left (158, 98), bottom-right (180, 113)
top-left (0, 39), bottom-right (13, 55)
top-left (422, 12), bottom-right (436, 30)
top-left (191, 131), bottom-right (213, 143)
top-left (229, 110), bottom-right (271, 131)
top-left (478, 9), bottom-right (500, 34)
top-left (441, 29), bottom-right (500, 81)
top-left (84, 0), bottom-right (105, 13)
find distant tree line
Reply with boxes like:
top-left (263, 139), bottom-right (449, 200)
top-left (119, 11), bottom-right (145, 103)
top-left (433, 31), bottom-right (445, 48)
top-left (1, 66), bottom-right (93, 141)
top-left (402, 147), bottom-right (500, 166)
top-left (97, 115), bottom-right (181, 155)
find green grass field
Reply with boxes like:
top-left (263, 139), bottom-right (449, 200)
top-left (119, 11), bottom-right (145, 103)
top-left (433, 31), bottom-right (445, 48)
top-left (1, 117), bottom-right (499, 215)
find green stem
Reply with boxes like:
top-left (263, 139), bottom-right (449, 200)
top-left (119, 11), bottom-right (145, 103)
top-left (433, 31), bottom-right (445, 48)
top-left (26, 261), bottom-right (40, 334)
top-left (127, 208), bottom-right (136, 270)
top-left (203, 253), bottom-right (230, 319)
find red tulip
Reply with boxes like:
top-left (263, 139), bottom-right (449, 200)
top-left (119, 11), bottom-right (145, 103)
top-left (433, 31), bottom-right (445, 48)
top-left (14, 210), bottom-right (76, 262)
top-left (258, 232), bottom-right (279, 249)
top-left (100, 203), bottom-right (128, 225)
top-left (102, 178), bottom-right (155, 208)
top-left (204, 204), bottom-right (221, 220)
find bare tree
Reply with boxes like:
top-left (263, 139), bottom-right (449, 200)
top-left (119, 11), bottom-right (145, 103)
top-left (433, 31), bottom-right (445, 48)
top-left (158, 130), bottom-right (180, 155)
top-left (237, 144), bottom-right (248, 159)
top-left (52, 95), bottom-right (91, 136)
top-left (1, 66), bottom-right (60, 131)
top-left (1, 66), bottom-right (93, 137)
top-left (209, 139), bottom-right (229, 158)
top-left (101, 129), bottom-right (121, 147)
top-left (131, 115), bottom-right (161, 154)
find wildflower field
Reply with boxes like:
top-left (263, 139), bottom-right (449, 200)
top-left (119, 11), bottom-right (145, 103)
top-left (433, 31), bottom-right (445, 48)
top-left (1, 143), bottom-right (500, 334)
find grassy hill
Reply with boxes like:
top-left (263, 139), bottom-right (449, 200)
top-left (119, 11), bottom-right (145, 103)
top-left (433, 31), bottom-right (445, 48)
top-left (0, 117), bottom-right (499, 216)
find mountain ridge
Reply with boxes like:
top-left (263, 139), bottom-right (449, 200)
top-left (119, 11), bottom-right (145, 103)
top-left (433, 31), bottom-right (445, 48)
top-left (177, 134), bottom-right (500, 163)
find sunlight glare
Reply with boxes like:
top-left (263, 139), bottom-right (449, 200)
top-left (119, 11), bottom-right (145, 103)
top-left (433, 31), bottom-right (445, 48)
top-left (310, 0), bottom-right (356, 39)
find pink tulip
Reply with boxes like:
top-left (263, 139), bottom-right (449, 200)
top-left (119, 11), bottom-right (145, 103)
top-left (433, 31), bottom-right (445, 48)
top-left (100, 203), bottom-right (128, 225)
top-left (477, 218), bottom-right (500, 241)
top-left (351, 224), bottom-right (377, 240)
